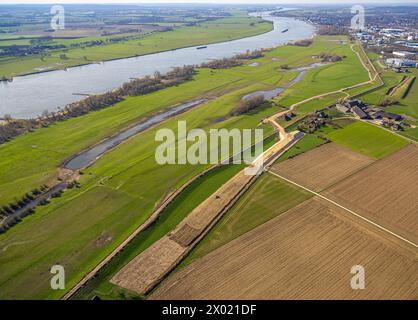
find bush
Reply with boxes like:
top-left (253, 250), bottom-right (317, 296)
top-left (319, 52), bottom-right (343, 62)
top-left (231, 95), bottom-right (265, 116)
top-left (292, 39), bottom-right (313, 47)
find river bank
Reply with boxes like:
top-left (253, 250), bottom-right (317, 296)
top-left (0, 14), bottom-right (314, 119)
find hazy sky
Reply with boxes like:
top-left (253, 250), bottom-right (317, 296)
top-left (2, 0), bottom-right (418, 4)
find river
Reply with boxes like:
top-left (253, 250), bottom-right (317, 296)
top-left (0, 12), bottom-right (314, 119)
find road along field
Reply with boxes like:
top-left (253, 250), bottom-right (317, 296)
top-left (323, 144), bottom-right (418, 244)
top-left (270, 142), bottom-right (374, 192)
top-left (152, 196), bottom-right (418, 300)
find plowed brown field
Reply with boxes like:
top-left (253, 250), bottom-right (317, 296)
top-left (152, 197), bottom-right (418, 300)
top-left (270, 143), bottom-right (374, 192)
top-left (324, 144), bottom-right (418, 244)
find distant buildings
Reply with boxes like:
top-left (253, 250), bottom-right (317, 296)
top-left (385, 58), bottom-right (418, 68)
top-left (392, 51), bottom-right (416, 58)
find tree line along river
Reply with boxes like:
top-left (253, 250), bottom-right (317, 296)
top-left (0, 12), bottom-right (314, 119)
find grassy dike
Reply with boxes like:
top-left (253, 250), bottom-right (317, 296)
top-left (0, 15), bottom-right (273, 78)
top-left (0, 36), bottom-right (370, 299)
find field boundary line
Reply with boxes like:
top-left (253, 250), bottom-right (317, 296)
top-left (266, 170), bottom-right (418, 249)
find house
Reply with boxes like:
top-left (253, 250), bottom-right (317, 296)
top-left (384, 112), bottom-right (403, 121)
top-left (283, 114), bottom-right (292, 121)
top-left (391, 123), bottom-right (403, 131)
top-left (352, 106), bottom-right (368, 119)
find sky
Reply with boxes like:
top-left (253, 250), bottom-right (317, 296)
top-left (2, 0), bottom-right (418, 4)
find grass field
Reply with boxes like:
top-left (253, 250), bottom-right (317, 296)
top-left (325, 121), bottom-right (408, 159)
top-left (0, 36), bottom-right (373, 299)
top-left (178, 173), bottom-right (312, 268)
top-left (0, 15), bottom-right (272, 77)
top-left (401, 127), bottom-right (418, 141)
top-left (274, 39), bottom-right (369, 109)
top-left (71, 163), bottom-right (244, 300)
top-left (276, 134), bottom-right (328, 162)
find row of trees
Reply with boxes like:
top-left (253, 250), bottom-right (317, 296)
top-left (0, 207), bottom-right (35, 234)
top-left (201, 49), bottom-right (265, 69)
top-left (0, 185), bottom-right (47, 233)
top-left (0, 185), bottom-right (48, 219)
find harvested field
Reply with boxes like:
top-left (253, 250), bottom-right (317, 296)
top-left (271, 143), bottom-right (374, 192)
top-left (324, 144), bottom-right (418, 244)
top-left (111, 237), bottom-right (187, 295)
top-left (152, 197), bottom-right (418, 300)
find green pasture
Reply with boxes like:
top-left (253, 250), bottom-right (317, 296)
top-left (325, 121), bottom-right (408, 159)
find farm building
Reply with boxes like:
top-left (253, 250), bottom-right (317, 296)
top-left (345, 99), bottom-right (367, 109)
top-left (371, 111), bottom-right (403, 121)
top-left (352, 106), bottom-right (369, 119)
top-left (336, 104), bottom-right (350, 114)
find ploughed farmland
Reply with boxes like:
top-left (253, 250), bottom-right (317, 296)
top-left (152, 197), bottom-right (418, 300)
top-left (323, 144), bottom-right (418, 244)
top-left (270, 143), bottom-right (374, 192)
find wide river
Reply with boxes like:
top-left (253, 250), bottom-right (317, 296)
top-left (0, 12), bottom-right (314, 119)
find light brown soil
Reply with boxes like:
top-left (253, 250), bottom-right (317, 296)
top-left (111, 236), bottom-right (188, 295)
top-left (323, 144), bottom-right (418, 244)
top-left (270, 143), bottom-right (374, 192)
top-left (151, 197), bottom-right (418, 300)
